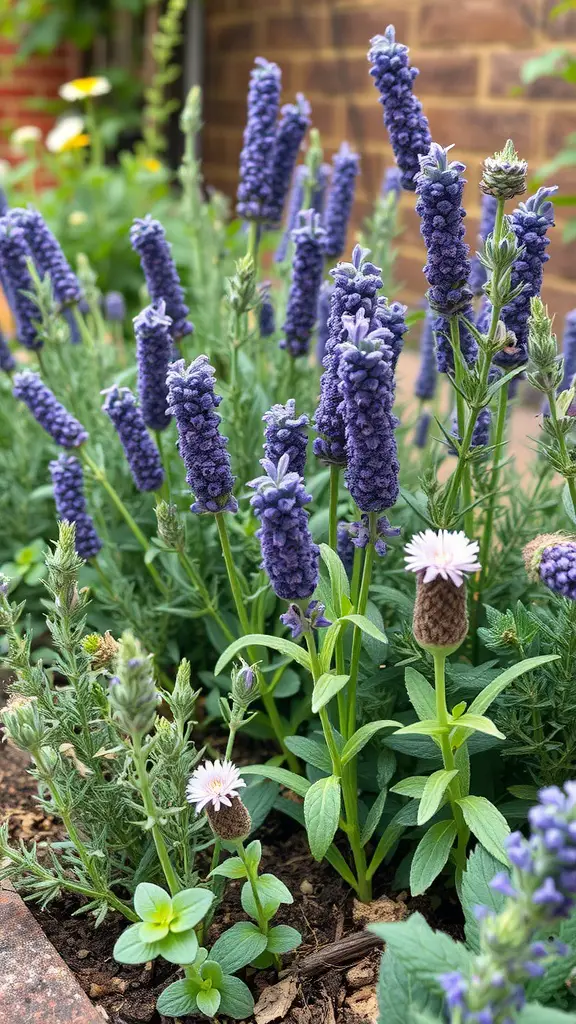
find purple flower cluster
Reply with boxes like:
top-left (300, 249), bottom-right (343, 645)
top-left (0, 330), bottom-right (15, 373)
top-left (134, 300), bottom-right (173, 432)
top-left (345, 512), bottom-right (400, 557)
top-left (166, 356), bottom-right (237, 514)
top-left (559, 309), bottom-right (576, 392)
top-left (280, 599), bottom-right (331, 639)
top-left (281, 210), bottom-right (326, 357)
top-left (368, 26), bottom-right (432, 192)
top-left (13, 370), bottom-right (87, 447)
top-left (413, 410), bottom-right (431, 449)
top-left (10, 207), bottom-right (82, 307)
top-left (102, 386), bottom-right (164, 493)
top-left (539, 540), bottom-right (576, 600)
top-left (130, 215), bottom-right (193, 340)
top-left (382, 166), bottom-right (402, 200)
top-left (339, 309), bottom-right (399, 514)
top-left (312, 163), bottom-right (331, 215)
top-left (258, 282), bottom-right (276, 337)
top-left (415, 144), bottom-right (477, 373)
top-left (495, 186), bottom-right (557, 369)
top-left (265, 93), bottom-right (311, 226)
top-left (0, 220), bottom-right (41, 350)
top-left (469, 193), bottom-right (498, 298)
top-left (49, 454), bottom-right (102, 560)
top-left (323, 142), bottom-right (360, 259)
top-left (337, 522), bottom-right (355, 575)
top-left (372, 298), bottom-right (407, 371)
top-left (263, 399), bottom-right (309, 477)
top-left (414, 308), bottom-right (437, 400)
top-left (236, 57), bottom-right (282, 220)
top-left (248, 454), bottom-right (319, 601)
top-left (104, 291), bottom-right (126, 322)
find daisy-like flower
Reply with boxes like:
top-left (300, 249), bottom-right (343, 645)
top-left (10, 125), bottom-right (42, 154)
top-left (46, 116), bottom-right (88, 154)
top-left (59, 76), bottom-right (111, 102)
top-left (404, 529), bottom-right (480, 587)
top-left (186, 759), bottom-right (246, 813)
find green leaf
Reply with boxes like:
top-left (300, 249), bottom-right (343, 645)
top-left (311, 673), bottom-right (350, 713)
top-left (241, 874), bottom-right (293, 920)
top-left (531, 911), bottom-right (576, 1004)
top-left (218, 975), bottom-right (255, 1019)
top-left (518, 1006), bottom-right (576, 1023)
top-left (377, 950), bottom-right (442, 1024)
top-left (319, 542), bottom-right (350, 603)
top-left (371, 584), bottom-right (414, 618)
top-left (461, 845), bottom-right (507, 952)
top-left (214, 634), bottom-right (311, 675)
top-left (304, 775), bottom-right (341, 860)
top-left (361, 789), bottom-right (388, 846)
top-left (405, 668), bottom-right (436, 721)
top-left (339, 613), bottom-right (387, 644)
top-left (266, 924), bottom-right (302, 954)
top-left (340, 720), bottom-right (401, 766)
top-left (170, 887), bottom-right (214, 932)
top-left (113, 923), bottom-right (159, 964)
top-left (244, 839), bottom-right (262, 871)
top-left (134, 882), bottom-right (172, 924)
top-left (211, 856), bottom-right (247, 879)
top-left (202, 960), bottom-right (224, 987)
top-left (210, 921), bottom-right (268, 973)
top-left (391, 776), bottom-right (428, 798)
top-left (319, 620), bottom-right (344, 674)
top-left (410, 820), bottom-right (458, 896)
top-left (240, 764), bottom-right (310, 798)
top-left (139, 921), bottom-right (169, 943)
top-left (457, 795), bottom-right (510, 864)
top-left (417, 770), bottom-right (459, 825)
top-left (158, 928), bottom-right (199, 965)
top-left (370, 912), bottom-right (472, 980)
top-left (196, 987), bottom-right (221, 1016)
top-left (508, 785), bottom-right (539, 801)
top-left (284, 735), bottom-right (332, 772)
top-left (455, 744), bottom-right (470, 797)
top-left (156, 978), bottom-right (199, 1017)
top-left (449, 713), bottom-right (505, 740)
top-left (394, 720), bottom-right (447, 738)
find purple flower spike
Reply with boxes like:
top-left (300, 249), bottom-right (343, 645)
top-left (166, 356), bottom-right (237, 515)
top-left (50, 454), bottom-right (102, 560)
top-left (265, 93), bottom-right (311, 226)
top-left (102, 386), bottom-right (164, 493)
top-left (104, 291), bottom-right (126, 322)
top-left (469, 194), bottom-right (498, 297)
top-left (258, 281), bottom-right (276, 337)
top-left (559, 310), bottom-right (576, 392)
top-left (281, 209), bottom-right (326, 358)
top-left (312, 162), bottom-right (331, 216)
top-left (414, 308), bottom-right (437, 400)
top-left (130, 215), bottom-right (193, 340)
top-left (323, 142), bottom-right (360, 259)
top-left (263, 399), bottom-right (309, 477)
top-left (0, 329), bottom-right (15, 373)
top-left (134, 300), bottom-right (173, 432)
top-left (373, 297), bottom-right (408, 371)
top-left (382, 166), bottom-right (402, 200)
top-left (337, 522), bottom-right (355, 575)
top-left (415, 143), bottom-right (477, 373)
top-left (414, 410), bottom-right (431, 449)
top-left (0, 220), bottom-right (41, 350)
top-left (249, 453), bottom-right (319, 601)
top-left (316, 281), bottom-right (333, 366)
top-left (13, 370), bottom-right (87, 447)
top-left (10, 207), bottom-right (82, 308)
top-left (237, 56), bottom-right (282, 221)
top-left (368, 26), bottom-right (432, 192)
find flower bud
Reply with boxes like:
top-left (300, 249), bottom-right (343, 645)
top-left (527, 297), bottom-right (562, 392)
top-left (82, 631), bottom-right (119, 670)
top-left (108, 632), bottom-right (159, 736)
top-left (480, 139), bottom-right (527, 201)
top-left (155, 500), bottom-right (185, 549)
top-left (1, 695), bottom-right (48, 751)
top-left (206, 796), bottom-right (252, 842)
top-left (230, 659), bottom-right (259, 709)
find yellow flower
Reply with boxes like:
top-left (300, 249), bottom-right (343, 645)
top-left (46, 116), bottom-right (87, 153)
top-left (60, 133), bottom-right (90, 152)
top-left (59, 76), bottom-right (111, 102)
top-left (141, 157), bottom-right (162, 173)
top-left (68, 211), bottom-right (88, 226)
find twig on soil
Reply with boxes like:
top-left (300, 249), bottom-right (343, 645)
top-left (280, 931), bottom-right (383, 980)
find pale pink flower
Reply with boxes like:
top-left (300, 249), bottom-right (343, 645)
top-left (186, 758), bottom-right (246, 813)
top-left (404, 529), bottom-right (481, 587)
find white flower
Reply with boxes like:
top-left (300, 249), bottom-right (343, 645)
top-left (404, 529), bottom-right (481, 587)
top-left (186, 758), bottom-right (246, 813)
top-left (10, 125), bottom-right (42, 154)
top-left (46, 116), bottom-right (86, 154)
top-left (59, 76), bottom-right (111, 102)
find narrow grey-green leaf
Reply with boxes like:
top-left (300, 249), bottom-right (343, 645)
top-left (311, 673), bottom-right (349, 713)
top-left (417, 769), bottom-right (458, 826)
top-left (319, 542), bottom-right (350, 602)
top-left (340, 720), bottom-right (400, 766)
top-left (405, 667), bottom-right (436, 721)
top-left (240, 764), bottom-right (310, 798)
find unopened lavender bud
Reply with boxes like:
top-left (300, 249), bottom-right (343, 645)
top-left (481, 139), bottom-right (527, 201)
top-left (231, 659), bottom-right (259, 708)
top-left (527, 297), bottom-right (562, 391)
top-left (227, 254), bottom-right (256, 316)
top-left (1, 695), bottom-right (48, 752)
top-left (405, 530), bottom-right (481, 653)
top-left (109, 632), bottom-right (159, 736)
top-left (155, 500), bottom-right (185, 549)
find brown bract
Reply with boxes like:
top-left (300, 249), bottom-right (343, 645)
top-left (413, 572), bottom-right (468, 649)
top-left (206, 795), bottom-right (252, 841)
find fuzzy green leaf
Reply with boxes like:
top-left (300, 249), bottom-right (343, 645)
top-left (340, 720), bottom-right (401, 766)
top-left (158, 927), bottom-right (199, 965)
top-left (133, 882), bottom-right (172, 924)
top-left (284, 735), bottom-right (332, 772)
top-left (457, 795), bottom-right (510, 865)
top-left (461, 845), bottom-right (507, 951)
top-left (266, 924), bottom-right (302, 954)
top-left (210, 856), bottom-right (247, 880)
top-left (170, 887), bottom-right (214, 932)
top-left (393, 720), bottom-right (447, 738)
top-left (410, 820), bottom-right (458, 896)
top-left (156, 978), bottom-right (199, 1017)
top-left (196, 987), bottom-right (221, 1016)
top-left (391, 776), bottom-right (429, 798)
top-left (214, 634), bottom-right (311, 675)
top-left (339, 613), bottom-right (387, 644)
top-left (218, 975), bottom-right (256, 1019)
top-left (449, 713), bottom-right (505, 741)
top-left (361, 789), bottom-right (388, 846)
top-left (304, 775), bottom-right (341, 860)
top-left (320, 542), bottom-right (350, 602)
top-left (210, 921), bottom-right (268, 974)
top-left (113, 923), bottom-right (159, 965)
top-left (370, 912), bottom-right (472, 979)
top-left (311, 673), bottom-right (350, 713)
top-left (404, 667), bottom-right (437, 721)
top-left (417, 769), bottom-right (459, 825)
top-left (241, 874), bottom-right (293, 920)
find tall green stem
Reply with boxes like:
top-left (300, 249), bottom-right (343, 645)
top-left (132, 733), bottom-right (180, 896)
top-left (432, 652), bottom-right (468, 877)
top-left (177, 547), bottom-right (235, 642)
top-left (477, 382), bottom-right (509, 598)
top-left (247, 220), bottom-right (260, 273)
top-left (548, 387), bottom-right (576, 513)
top-left (236, 840), bottom-right (269, 936)
top-left (347, 515), bottom-right (376, 740)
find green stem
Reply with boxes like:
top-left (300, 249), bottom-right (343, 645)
top-left (347, 515), bottom-right (376, 740)
top-left (328, 466), bottom-right (339, 551)
top-left (132, 733), bottom-right (180, 896)
top-left (247, 220), bottom-right (260, 274)
top-left (548, 387), bottom-right (576, 513)
top-left (236, 840), bottom-right (268, 935)
top-left (350, 545), bottom-right (363, 608)
top-left (155, 430), bottom-right (171, 501)
top-left (177, 547), bottom-right (235, 643)
top-left (432, 652), bottom-right (468, 877)
top-left (476, 382), bottom-right (509, 597)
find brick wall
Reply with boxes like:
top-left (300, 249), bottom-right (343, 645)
top-left (203, 0), bottom-right (576, 319)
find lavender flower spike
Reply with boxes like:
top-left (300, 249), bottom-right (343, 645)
top-left (281, 209), bottom-right (326, 358)
top-left (415, 143), bottom-right (477, 373)
top-left (373, 297), bottom-right (408, 371)
top-left (0, 329), bottom-right (15, 373)
top-left (130, 215), bottom-right (193, 340)
top-left (524, 533), bottom-right (576, 601)
top-left (265, 93), bottom-right (311, 226)
top-left (10, 207), bottom-right (82, 307)
top-left (134, 300), bottom-right (173, 432)
top-left (339, 309), bottom-right (399, 514)
top-left (258, 282), bottom-right (275, 337)
top-left (13, 370), bottom-right (88, 447)
top-left (50, 454), bottom-right (102, 560)
top-left (337, 522), bottom-right (355, 575)
top-left (263, 399), bottom-right (309, 477)
top-left (166, 356), bottom-right (237, 515)
top-left (0, 220), bottom-right (41, 350)
top-left (559, 309), bottom-right (576, 392)
top-left (248, 453), bottom-right (319, 601)
top-left (368, 26), bottom-right (432, 192)
top-left (469, 193), bottom-right (498, 298)
top-left (323, 142), bottom-right (360, 259)
top-left (414, 410), bottom-right (431, 449)
top-left (237, 57), bottom-right (282, 221)
top-left (104, 291), bottom-right (126, 322)
top-left (414, 307), bottom-right (437, 400)
top-left (102, 386), bottom-right (164, 493)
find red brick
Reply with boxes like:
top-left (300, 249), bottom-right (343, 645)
top-left (426, 105), bottom-right (533, 156)
top-left (412, 53), bottom-right (479, 98)
top-left (542, 282), bottom-right (576, 321)
top-left (345, 102), bottom-right (387, 144)
top-left (204, 53), bottom-right (257, 96)
top-left (330, 7), bottom-right (409, 48)
top-left (206, 17), bottom-right (258, 50)
top-left (302, 56), bottom-right (370, 97)
top-left (545, 111), bottom-right (576, 153)
top-left (310, 99), bottom-right (339, 138)
top-left (542, 0), bottom-right (576, 39)
top-left (546, 230), bottom-right (576, 281)
top-left (490, 51), bottom-right (576, 101)
top-left (264, 13), bottom-right (329, 49)
top-left (202, 130), bottom-right (242, 167)
top-left (419, 0), bottom-right (536, 47)
top-left (204, 96), bottom-right (247, 128)
top-left (395, 253), bottom-right (428, 298)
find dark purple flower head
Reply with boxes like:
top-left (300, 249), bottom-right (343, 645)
top-left (323, 142), bottom-right (360, 259)
top-left (495, 186), bottom-right (558, 369)
top-left (469, 193), bottom-right (498, 297)
top-left (382, 166), bottom-right (402, 200)
top-left (414, 410), bottom-right (432, 449)
top-left (130, 215), bottom-right (193, 340)
top-left (134, 300), bottom-right (173, 432)
top-left (263, 399), bottom-right (309, 477)
top-left (345, 511), bottom-right (400, 558)
top-left (414, 307), bottom-right (437, 400)
top-left (102, 386), bottom-right (164, 493)
top-left (372, 296), bottom-right (408, 371)
top-left (368, 26), bottom-right (432, 191)
top-left (280, 599), bottom-right (331, 639)
top-left (13, 370), bottom-right (87, 447)
top-left (337, 522), bottom-right (355, 575)
top-left (258, 281), bottom-right (276, 337)
top-left (338, 309), bottom-right (400, 514)
top-left (0, 329), bottom-right (15, 373)
top-left (281, 209), bottom-right (326, 358)
top-left (237, 57), bottom-right (282, 221)
top-left (415, 143), bottom-right (477, 373)
top-left (104, 291), bottom-right (126, 322)
top-left (248, 453), bottom-right (319, 601)
top-left (9, 207), bottom-right (82, 308)
top-left (316, 281), bottom-right (333, 366)
top-left (536, 539), bottom-right (576, 600)
top-left (265, 93), bottom-right (311, 226)
top-left (166, 356), bottom-right (237, 515)
top-left (49, 454), bottom-right (102, 560)
top-left (0, 219), bottom-right (41, 350)
top-left (559, 309), bottom-right (576, 392)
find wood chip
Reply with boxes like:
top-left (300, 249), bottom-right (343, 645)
top-left (346, 955), bottom-right (377, 990)
top-left (352, 895), bottom-right (408, 927)
top-left (254, 975), bottom-right (298, 1023)
top-left (345, 984), bottom-right (379, 1022)
top-left (297, 931), bottom-right (383, 978)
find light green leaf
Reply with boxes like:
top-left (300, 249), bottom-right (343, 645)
top-left (319, 620), bottom-right (344, 674)
top-left (210, 856), bottom-right (247, 879)
top-left (156, 979), bottom-right (199, 1017)
top-left (455, 744), bottom-right (470, 798)
top-left (371, 584), bottom-right (414, 617)
top-left (304, 775), bottom-right (341, 860)
top-left (218, 975), bottom-right (255, 1019)
top-left (508, 785), bottom-right (539, 801)
top-left (370, 912), bottom-right (472, 979)
top-left (405, 667), bottom-right (436, 721)
top-left (214, 634), bottom-right (311, 675)
top-left (210, 921), bottom-right (268, 973)
top-left (241, 764), bottom-right (310, 798)
top-left (244, 840), bottom-right (262, 871)
top-left (196, 988), bottom-right (221, 1016)
top-left (320, 542), bottom-right (350, 602)
top-left (393, 719), bottom-right (447, 738)
top-left (339, 613), bottom-right (387, 644)
top-left (170, 887), bottom-right (214, 932)
top-left (518, 1005), bottom-right (576, 1023)
top-left (134, 882), bottom-right (172, 924)
top-left (266, 924), bottom-right (302, 954)
top-left (139, 920), bottom-right (169, 942)
top-left (284, 735), bottom-right (332, 772)
top-left (312, 673), bottom-right (350, 713)
top-left (391, 776), bottom-right (428, 798)
top-left (417, 769), bottom-right (458, 825)
top-left (377, 949), bottom-right (442, 1024)
top-left (241, 874), bottom-right (293, 920)
top-left (113, 922), bottom-right (159, 964)
top-left (457, 795), bottom-right (510, 864)
top-left (361, 789), bottom-right (388, 846)
top-left (158, 927), bottom-right (199, 965)
top-left (340, 720), bottom-right (401, 766)
top-left (202, 960), bottom-right (224, 987)
top-left (449, 713), bottom-right (505, 741)
top-left (410, 820), bottom-right (458, 896)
